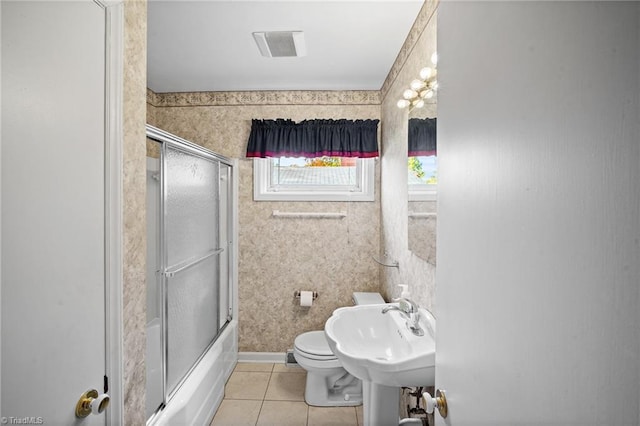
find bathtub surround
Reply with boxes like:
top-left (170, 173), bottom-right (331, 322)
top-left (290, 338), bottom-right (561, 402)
top-left (144, 125), bottom-right (238, 423)
top-left (147, 91), bottom-right (381, 353)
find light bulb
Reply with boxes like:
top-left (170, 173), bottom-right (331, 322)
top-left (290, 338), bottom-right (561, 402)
top-left (431, 52), bottom-right (438, 65)
top-left (413, 99), bottom-right (425, 109)
top-left (397, 99), bottom-right (410, 108)
top-left (403, 89), bottom-right (417, 99)
top-left (423, 89), bottom-right (434, 99)
top-left (419, 67), bottom-right (432, 80)
top-left (410, 79), bottom-right (425, 91)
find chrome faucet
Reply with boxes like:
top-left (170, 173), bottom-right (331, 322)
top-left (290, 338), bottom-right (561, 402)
top-left (382, 298), bottom-right (424, 336)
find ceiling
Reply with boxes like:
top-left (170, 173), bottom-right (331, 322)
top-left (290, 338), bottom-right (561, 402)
top-left (147, 1), bottom-right (425, 93)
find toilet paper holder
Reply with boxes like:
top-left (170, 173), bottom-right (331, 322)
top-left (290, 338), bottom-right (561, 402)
top-left (294, 291), bottom-right (318, 301)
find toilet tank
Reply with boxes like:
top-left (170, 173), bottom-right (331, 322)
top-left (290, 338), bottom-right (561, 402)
top-left (351, 292), bottom-right (385, 305)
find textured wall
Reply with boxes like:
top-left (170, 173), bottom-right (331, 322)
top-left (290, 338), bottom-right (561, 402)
top-left (146, 88), bottom-right (159, 127)
top-left (148, 92), bottom-right (381, 352)
top-left (408, 201), bottom-right (437, 265)
top-left (379, 1), bottom-right (438, 311)
top-left (123, 0), bottom-right (147, 424)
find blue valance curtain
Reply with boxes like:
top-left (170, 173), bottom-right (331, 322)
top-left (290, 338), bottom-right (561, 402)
top-left (408, 118), bottom-right (437, 156)
top-left (246, 119), bottom-right (380, 158)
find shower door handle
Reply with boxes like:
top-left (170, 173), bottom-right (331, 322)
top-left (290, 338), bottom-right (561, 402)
top-left (162, 248), bottom-right (224, 278)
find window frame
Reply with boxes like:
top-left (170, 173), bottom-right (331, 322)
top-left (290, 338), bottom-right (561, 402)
top-left (253, 157), bottom-right (375, 202)
top-left (408, 182), bottom-right (437, 201)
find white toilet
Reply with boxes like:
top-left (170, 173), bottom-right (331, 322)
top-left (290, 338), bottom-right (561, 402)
top-left (293, 292), bottom-right (385, 407)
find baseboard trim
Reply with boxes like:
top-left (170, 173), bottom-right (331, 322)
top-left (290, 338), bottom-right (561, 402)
top-left (238, 352), bottom-right (286, 364)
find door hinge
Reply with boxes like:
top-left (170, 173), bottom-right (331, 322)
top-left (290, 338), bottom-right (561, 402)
top-left (104, 375), bottom-right (109, 393)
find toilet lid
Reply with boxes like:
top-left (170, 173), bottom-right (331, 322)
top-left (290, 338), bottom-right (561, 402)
top-left (294, 331), bottom-right (336, 359)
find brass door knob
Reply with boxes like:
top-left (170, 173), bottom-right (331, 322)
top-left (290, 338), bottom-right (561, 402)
top-left (422, 389), bottom-right (448, 418)
top-left (75, 389), bottom-right (110, 418)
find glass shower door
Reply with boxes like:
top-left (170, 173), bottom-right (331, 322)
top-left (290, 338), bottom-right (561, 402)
top-left (163, 143), bottom-right (220, 396)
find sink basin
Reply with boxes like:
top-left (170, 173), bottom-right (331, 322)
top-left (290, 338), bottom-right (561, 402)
top-left (324, 303), bottom-right (436, 387)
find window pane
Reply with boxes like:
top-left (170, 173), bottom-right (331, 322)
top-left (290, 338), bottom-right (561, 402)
top-left (271, 156), bottom-right (357, 186)
top-left (408, 155), bottom-right (437, 185)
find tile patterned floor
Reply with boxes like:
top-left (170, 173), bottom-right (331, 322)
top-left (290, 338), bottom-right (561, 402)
top-left (211, 362), bottom-right (363, 426)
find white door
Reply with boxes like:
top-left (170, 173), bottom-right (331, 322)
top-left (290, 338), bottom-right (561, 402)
top-left (2, 1), bottom-right (112, 424)
top-left (436, 2), bottom-right (639, 425)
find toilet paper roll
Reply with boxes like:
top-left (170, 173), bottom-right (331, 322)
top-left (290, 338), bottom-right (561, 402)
top-left (299, 291), bottom-right (314, 307)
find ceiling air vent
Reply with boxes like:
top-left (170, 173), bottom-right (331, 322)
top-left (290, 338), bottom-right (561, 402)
top-left (252, 31), bottom-right (306, 58)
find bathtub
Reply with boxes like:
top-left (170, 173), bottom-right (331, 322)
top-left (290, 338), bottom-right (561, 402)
top-left (149, 319), bottom-right (238, 426)
top-left (146, 318), bottom-right (163, 420)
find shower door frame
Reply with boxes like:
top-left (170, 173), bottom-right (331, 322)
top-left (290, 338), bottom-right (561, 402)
top-left (146, 124), bottom-right (236, 414)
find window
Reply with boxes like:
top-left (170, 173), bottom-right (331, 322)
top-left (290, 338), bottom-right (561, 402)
top-left (408, 155), bottom-right (437, 201)
top-left (254, 156), bottom-right (375, 201)
top-left (407, 117), bottom-right (436, 200)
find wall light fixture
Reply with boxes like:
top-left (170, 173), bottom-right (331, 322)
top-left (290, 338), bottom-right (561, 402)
top-left (397, 52), bottom-right (438, 110)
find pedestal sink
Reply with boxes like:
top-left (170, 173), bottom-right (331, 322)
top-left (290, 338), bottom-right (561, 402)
top-left (324, 303), bottom-right (436, 426)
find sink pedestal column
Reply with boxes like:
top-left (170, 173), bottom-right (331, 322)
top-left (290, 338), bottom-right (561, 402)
top-left (362, 381), bottom-right (399, 426)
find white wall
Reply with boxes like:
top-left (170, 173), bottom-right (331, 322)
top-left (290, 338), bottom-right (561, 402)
top-left (436, 2), bottom-right (639, 424)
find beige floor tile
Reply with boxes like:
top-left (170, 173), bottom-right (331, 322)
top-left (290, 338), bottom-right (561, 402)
top-left (256, 400), bottom-right (308, 426)
top-left (308, 406), bottom-right (358, 426)
top-left (225, 371), bottom-right (271, 400)
top-left (273, 363), bottom-right (305, 373)
top-left (355, 405), bottom-right (364, 426)
top-left (264, 372), bottom-right (306, 401)
top-left (210, 399), bottom-right (262, 426)
top-left (234, 362), bottom-right (275, 373)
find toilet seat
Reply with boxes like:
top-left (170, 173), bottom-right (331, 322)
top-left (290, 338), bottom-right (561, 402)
top-left (294, 331), bottom-right (337, 361)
